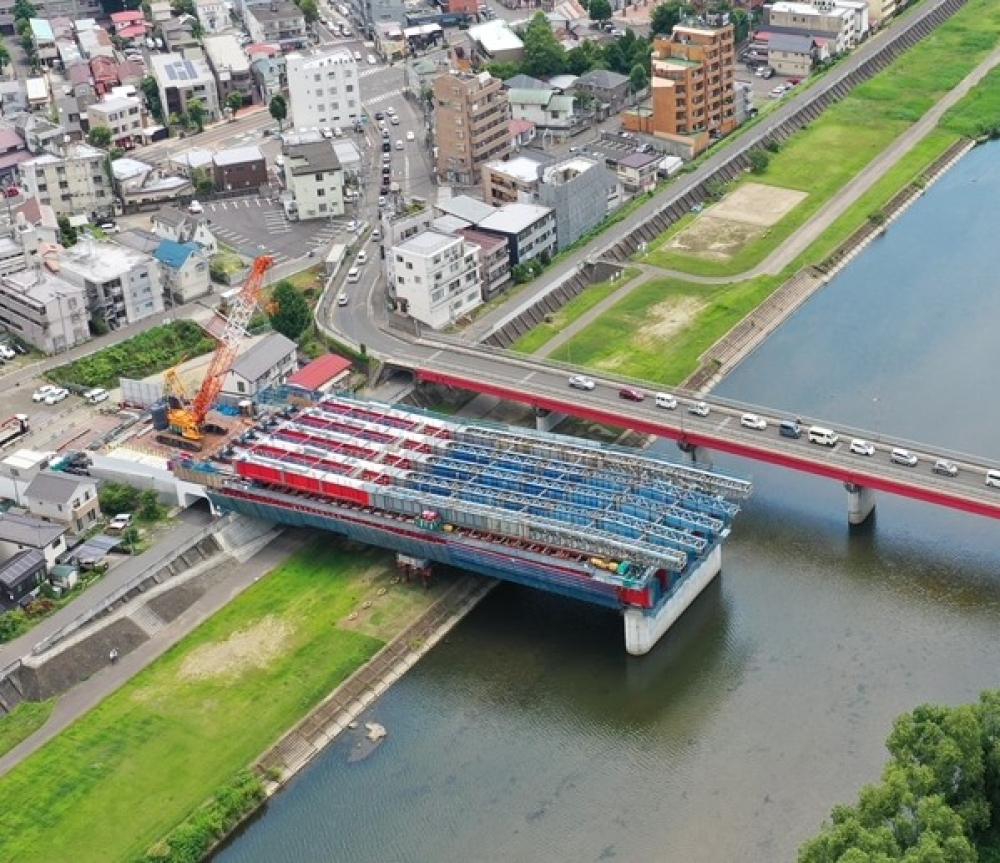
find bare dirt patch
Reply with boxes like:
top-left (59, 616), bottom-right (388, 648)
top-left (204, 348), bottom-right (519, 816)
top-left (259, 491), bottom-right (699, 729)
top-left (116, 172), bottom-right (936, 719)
top-left (664, 216), bottom-right (766, 261)
top-left (636, 296), bottom-right (706, 347)
top-left (709, 182), bottom-right (808, 226)
top-left (178, 615), bottom-right (292, 681)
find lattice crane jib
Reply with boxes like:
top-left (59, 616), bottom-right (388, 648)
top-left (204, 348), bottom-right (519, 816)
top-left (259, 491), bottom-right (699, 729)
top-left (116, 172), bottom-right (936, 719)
top-left (170, 255), bottom-right (273, 439)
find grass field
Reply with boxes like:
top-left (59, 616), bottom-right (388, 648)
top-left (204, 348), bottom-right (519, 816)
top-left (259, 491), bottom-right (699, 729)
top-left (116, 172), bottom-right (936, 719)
top-left (0, 540), bottom-right (393, 863)
top-left (0, 700), bottom-right (55, 759)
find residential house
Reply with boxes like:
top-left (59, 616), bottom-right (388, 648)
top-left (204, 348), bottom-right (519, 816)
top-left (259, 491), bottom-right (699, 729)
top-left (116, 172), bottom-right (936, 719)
top-left (475, 202), bottom-right (556, 266)
top-left (89, 55), bottom-right (120, 96)
top-left (616, 151), bottom-right (659, 195)
top-left (153, 239), bottom-right (211, 304)
top-left (86, 94), bottom-right (145, 148)
top-left (0, 511), bottom-right (67, 569)
top-left (221, 332), bottom-right (298, 401)
top-left (434, 70), bottom-right (511, 186)
top-left (457, 227), bottom-right (510, 298)
top-left (0, 267), bottom-right (89, 354)
top-left (573, 68), bottom-right (630, 116)
top-left (29, 18), bottom-right (58, 68)
top-left (149, 0), bottom-right (173, 23)
top-left (0, 81), bottom-right (28, 116)
top-left (286, 353), bottom-right (353, 398)
top-left (251, 55), bottom-right (286, 102)
top-left (17, 141), bottom-right (113, 218)
top-left (10, 112), bottom-right (65, 154)
top-left (0, 126), bottom-right (29, 182)
top-left (387, 230), bottom-right (482, 329)
top-left (766, 33), bottom-right (818, 76)
top-left (537, 155), bottom-right (614, 250)
top-left (161, 16), bottom-right (200, 52)
top-left (203, 34), bottom-right (255, 108)
top-left (286, 48), bottom-right (359, 130)
top-left (24, 470), bottom-right (101, 532)
top-left (509, 118), bottom-right (536, 149)
top-left (13, 197), bottom-right (59, 243)
top-left (481, 154), bottom-right (543, 206)
top-left (150, 206), bottom-right (219, 254)
top-left (213, 145), bottom-right (267, 190)
top-left (0, 549), bottom-right (47, 609)
top-left (66, 63), bottom-right (95, 102)
top-left (281, 140), bottom-right (344, 221)
top-left (167, 147), bottom-right (214, 178)
top-left (25, 77), bottom-right (49, 114)
top-left (109, 9), bottom-right (147, 41)
top-left (53, 97), bottom-right (83, 140)
top-left (506, 87), bottom-right (578, 139)
top-left (112, 157), bottom-right (194, 210)
top-left (245, 1), bottom-right (307, 52)
top-left (76, 23), bottom-right (114, 60)
top-left (149, 52), bottom-right (222, 124)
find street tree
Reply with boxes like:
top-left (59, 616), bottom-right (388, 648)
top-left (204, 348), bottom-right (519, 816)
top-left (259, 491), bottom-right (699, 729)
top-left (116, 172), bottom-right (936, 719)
top-left (268, 281), bottom-right (312, 340)
top-left (13, 0), bottom-right (36, 23)
top-left (521, 12), bottom-right (565, 78)
top-left (226, 91), bottom-right (244, 118)
top-left (88, 126), bottom-right (112, 148)
top-left (299, 0), bottom-right (319, 23)
top-left (186, 97), bottom-right (206, 132)
top-left (0, 43), bottom-right (10, 74)
top-left (57, 215), bottom-right (77, 247)
top-left (588, 0), bottom-right (612, 23)
top-left (140, 75), bottom-right (163, 122)
top-left (629, 62), bottom-right (648, 94)
top-left (269, 94), bottom-right (288, 130)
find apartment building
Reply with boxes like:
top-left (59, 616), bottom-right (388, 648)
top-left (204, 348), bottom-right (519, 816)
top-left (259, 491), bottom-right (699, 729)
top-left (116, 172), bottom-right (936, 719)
top-left (286, 48), bottom-right (360, 130)
top-left (281, 140), bottom-right (345, 221)
top-left (457, 228), bottom-right (510, 299)
top-left (245, 1), bottom-right (307, 52)
top-left (434, 71), bottom-right (511, 186)
top-left (0, 268), bottom-right (89, 354)
top-left (476, 202), bottom-right (555, 266)
top-left (388, 230), bottom-right (481, 330)
top-left (345, 0), bottom-right (406, 35)
top-left (18, 142), bottom-right (113, 218)
top-left (86, 94), bottom-right (144, 148)
top-left (203, 35), bottom-right (255, 108)
top-left (765, 0), bottom-right (869, 54)
top-left (537, 156), bottom-right (613, 250)
top-left (636, 19), bottom-right (738, 158)
top-left (196, 0), bottom-right (228, 33)
top-left (481, 155), bottom-right (541, 206)
top-left (213, 146), bottom-right (267, 190)
top-left (59, 240), bottom-right (165, 327)
top-left (149, 53), bottom-right (221, 124)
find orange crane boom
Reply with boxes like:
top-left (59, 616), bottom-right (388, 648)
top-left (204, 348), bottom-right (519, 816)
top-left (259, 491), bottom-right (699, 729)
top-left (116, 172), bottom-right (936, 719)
top-left (165, 255), bottom-right (273, 444)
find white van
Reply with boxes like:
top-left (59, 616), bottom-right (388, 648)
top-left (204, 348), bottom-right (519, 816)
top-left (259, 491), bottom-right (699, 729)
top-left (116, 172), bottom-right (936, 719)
top-left (808, 426), bottom-right (839, 446)
top-left (347, 267), bottom-right (361, 283)
top-left (84, 387), bottom-right (108, 404)
top-left (986, 470), bottom-right (1000, 489)
top-left (654, 393), bottom-right (677, 410)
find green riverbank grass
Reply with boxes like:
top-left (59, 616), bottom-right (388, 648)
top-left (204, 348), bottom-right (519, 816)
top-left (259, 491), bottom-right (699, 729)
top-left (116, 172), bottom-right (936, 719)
top-left (0, 699), bottom-right (55, 759)
top-left (509, 267), bottom-right (641, 354)
top-left (0, 540), bottom-right (389, 863)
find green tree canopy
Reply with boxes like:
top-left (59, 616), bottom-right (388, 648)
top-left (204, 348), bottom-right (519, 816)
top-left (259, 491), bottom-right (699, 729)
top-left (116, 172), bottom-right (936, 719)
top-left (269, 94), bottom-right (288, 130)
top-left (521, 12), bottom-right (566, 78)
top-left (566, 39), bottom-right (604, 75)
top-left (88, 126), bottom-right (112, 148)
top-left (650, 1), bottom-right (687, 35)
top-left (0, 43), bottom-right (11, 73)
top-left (629, 62), bottom-right (648, 93)
top-left (226, 91), bottom-right (244, 117)
top-left (137, 489), bottom-right (165, 521)
top-left (588, 0), bottom-right (611, 22)
top-left (99, 482), bottom-right (141, 517)
top-left (57, 215), bottom-right (77, 248)
top-left (140, 75), bottom-right (163, 122)
top-left (268, 281), bottom-right (311, 340)
top-left (299, 0), bottom-right (319, 23)
top-left (13, 0), bottom-right (36, 22)
top-left (485, 61), bottom-right (520, 80)
top-left (186, 97), bottom-right (206, 132)
top-left (603, 29), bottom-right (650, 76)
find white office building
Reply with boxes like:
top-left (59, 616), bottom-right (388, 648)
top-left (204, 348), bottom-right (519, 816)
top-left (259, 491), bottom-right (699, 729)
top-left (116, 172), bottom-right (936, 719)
top-left (281, 140), bottom-right (345, 221)
top-left (286, 48), bottom-right (360, 131)
top-left (18, 143), bottom-right (114, 219)
top-left (388, 230), bottom-right (482, 330)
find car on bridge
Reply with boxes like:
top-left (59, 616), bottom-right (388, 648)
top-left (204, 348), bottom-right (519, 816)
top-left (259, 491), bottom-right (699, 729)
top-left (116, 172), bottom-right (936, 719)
top-left (849, 438), bottom-right (875, 457)
top-left (568, 375), bottom-right (596, 391)
top-left (932, 459), bottom-right (959, 477)
top-left (890, 448), bottom-right (918, 467)
top-left (740, 413), bottom-right (766, 430)
top-left (688, 401), bottom-right (710, 417)
top-left (655, 393), bottom-right (677, 410)
top-left (619, 387), bottom-right (645, 402)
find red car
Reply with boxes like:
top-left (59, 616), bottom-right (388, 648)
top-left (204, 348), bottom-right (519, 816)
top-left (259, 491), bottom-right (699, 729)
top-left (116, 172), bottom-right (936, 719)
top-left (4, 187), bottom-right (18, 198)
top-left (618, 387), bottom-right (645, 402)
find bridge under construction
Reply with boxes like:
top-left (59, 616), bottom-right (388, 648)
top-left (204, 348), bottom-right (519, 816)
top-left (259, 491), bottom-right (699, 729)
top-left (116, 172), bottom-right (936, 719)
top-left (172, 395), bottom-right (752, 654)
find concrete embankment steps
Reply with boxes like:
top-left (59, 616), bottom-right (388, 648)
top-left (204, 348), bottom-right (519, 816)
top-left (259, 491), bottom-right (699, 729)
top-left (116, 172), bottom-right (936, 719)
top-left (215, 515), bottom-right (284, 564)
top-left (127, 604), bottom-right (166, 638)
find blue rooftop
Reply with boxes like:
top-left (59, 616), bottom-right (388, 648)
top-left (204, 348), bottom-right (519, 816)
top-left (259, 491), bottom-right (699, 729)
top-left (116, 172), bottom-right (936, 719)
top-left (154, 240), bottom-right (198, 269)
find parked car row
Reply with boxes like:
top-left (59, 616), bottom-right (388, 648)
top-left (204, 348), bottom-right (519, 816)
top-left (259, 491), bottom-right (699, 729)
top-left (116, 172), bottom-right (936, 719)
top-left (565, 375), bottom-right (1000, 487)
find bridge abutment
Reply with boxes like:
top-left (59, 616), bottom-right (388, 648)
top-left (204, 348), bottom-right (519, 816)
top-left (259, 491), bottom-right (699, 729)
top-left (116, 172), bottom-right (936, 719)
top-left (534, 407), bottom-right (565, 433)
top-left (845, 482), bottom-right (876, 525)
top-left (623, 544), bottom-right (722, 656)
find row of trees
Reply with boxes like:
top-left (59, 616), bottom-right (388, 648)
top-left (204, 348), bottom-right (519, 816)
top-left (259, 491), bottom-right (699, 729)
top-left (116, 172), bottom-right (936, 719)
top-left (800, 691), bottom-right (1000, 862)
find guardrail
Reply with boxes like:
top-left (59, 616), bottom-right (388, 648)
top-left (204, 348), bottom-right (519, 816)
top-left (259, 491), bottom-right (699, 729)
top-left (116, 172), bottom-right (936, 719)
top-left (29, 518), bottom-right (225, 657)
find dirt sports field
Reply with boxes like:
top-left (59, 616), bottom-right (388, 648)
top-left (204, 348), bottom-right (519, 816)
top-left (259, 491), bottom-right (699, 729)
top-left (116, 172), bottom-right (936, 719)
top-left (664, 183), bottom-right (808, 260)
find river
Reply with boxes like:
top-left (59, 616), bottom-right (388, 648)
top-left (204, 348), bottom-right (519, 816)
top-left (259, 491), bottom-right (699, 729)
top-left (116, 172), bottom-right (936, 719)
top-left (217, 142), bottom-right (1000, 863)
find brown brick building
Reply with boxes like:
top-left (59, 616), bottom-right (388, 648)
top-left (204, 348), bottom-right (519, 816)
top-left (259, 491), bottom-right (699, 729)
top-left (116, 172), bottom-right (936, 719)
top-left (212, 145), bottom-right (268, 191)
top-left (434, 70), bottom-right (511, 186)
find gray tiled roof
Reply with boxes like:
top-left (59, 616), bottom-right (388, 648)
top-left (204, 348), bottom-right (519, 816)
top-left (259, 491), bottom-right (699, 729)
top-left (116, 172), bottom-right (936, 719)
top-left (0, 548), bottom-right (45, 590)
top-left (24, 470), bottom-right (92, 506)
top-left (230, 333), bottom-right (297, 382)
top-left (0, 511), bottom-right (66, 546)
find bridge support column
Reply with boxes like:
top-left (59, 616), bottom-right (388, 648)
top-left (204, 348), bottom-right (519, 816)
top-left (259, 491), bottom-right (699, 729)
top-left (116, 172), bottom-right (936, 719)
top-left (677, 440), bottom-right (712, 467)
top-left (623, 544), bottom-right (722, 656)
top-left (845, 482), bottom-right (876, 525)
top-left (534, 407), bottom-right (565, 433)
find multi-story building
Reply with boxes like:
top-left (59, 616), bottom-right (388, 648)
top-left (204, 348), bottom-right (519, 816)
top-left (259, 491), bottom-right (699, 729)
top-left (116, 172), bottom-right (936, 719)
top-left (345, 0), bottom-right (405, 36)
top-left (24, 470), bottom-right (101, 533)
top-left (475, 202), bottom-right (556, 266)
top-left (18, 142), bottom-right (113, 218)
top-left (0, 268), bottom-right (89, 354)
top-left (286, 49), bottom-right (360, 130)
top-left (434, 70), bottom-right (511, 186)
top-left (765, 0), bottom-right (868, 54)
top-left (0, 0), bottom-right (101, 35)
top-left (634, 19), bottom-right (738, 158)
top-left (213, 146), bottom-right (267, 190)
top-left (153, 240), bottom-right (211, 305)
top-left (196, 0), bottom-right (228, 33)
top-left (457, 228), bottom-right (510, 299)
top-left (481, 155), bottom-right (541, 206)
top-left (281, 140), bottom-right (345, 221)
top-left (86, 95), bottom-right (144, 148)
top-left (59, 240), bottom-right (165, 327)
top-left (388, 230), bottom-right (481, 330)
top-left (245, 1), bottom-right (307, 52)
top-left (573, 69), bottom-right (630, 116)
top-left (616, 152), bottom-right (660, 195)
top-left (203, 35), bottom-right (254, 108)
top-left (506, 87), bottom-right (578, 139)
top-left (149, 53), bottom-right (221, 124)
top-left (537, 156), bottom-right (613, 251)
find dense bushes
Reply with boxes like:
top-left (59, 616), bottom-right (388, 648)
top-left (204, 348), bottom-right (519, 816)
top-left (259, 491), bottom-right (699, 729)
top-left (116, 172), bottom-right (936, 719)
top-left (800, 692), bottom-right (1000, 862)
top-left (47, 321), bottom-right (216, 389)
top-left (139, 770), bottom-right (266, 863)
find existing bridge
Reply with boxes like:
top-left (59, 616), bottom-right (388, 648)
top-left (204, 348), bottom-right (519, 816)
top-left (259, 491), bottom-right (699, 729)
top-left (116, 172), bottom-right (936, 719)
top-left (402, 339), bottom-right (1000, 525)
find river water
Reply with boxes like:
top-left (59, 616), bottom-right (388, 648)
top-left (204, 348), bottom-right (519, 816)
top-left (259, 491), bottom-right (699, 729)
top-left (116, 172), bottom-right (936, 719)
top-left (217, 143), bottom-right (1000, 863)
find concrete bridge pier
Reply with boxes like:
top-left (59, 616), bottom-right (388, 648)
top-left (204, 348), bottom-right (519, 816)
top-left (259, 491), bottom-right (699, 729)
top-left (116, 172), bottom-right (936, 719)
top-left (845, 482), bottom-right (876, 525)
top-left (677, 439), bottom-right (712, 467)
top-left (623, 544), bottom-right (722, 656)
top-left (534, 407), bottom-right (565, 433)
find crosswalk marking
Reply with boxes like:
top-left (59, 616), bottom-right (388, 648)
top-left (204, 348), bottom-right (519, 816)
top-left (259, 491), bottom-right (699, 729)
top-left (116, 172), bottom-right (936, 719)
top-left (362, 88), bottom-right (404, 107)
